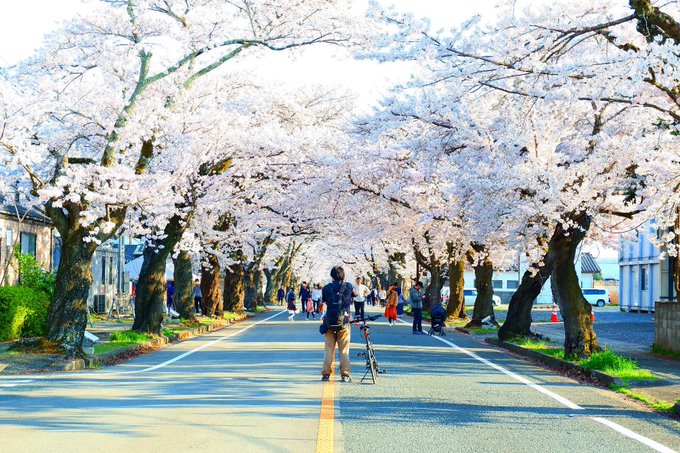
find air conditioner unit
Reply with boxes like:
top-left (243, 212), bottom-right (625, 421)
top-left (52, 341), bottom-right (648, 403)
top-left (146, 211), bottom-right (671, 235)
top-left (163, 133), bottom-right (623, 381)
top-left (93, 295), bottom-right (106, 314)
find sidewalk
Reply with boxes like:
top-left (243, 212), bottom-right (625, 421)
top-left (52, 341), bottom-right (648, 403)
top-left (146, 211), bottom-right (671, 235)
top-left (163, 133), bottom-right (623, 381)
top-left (0, 312), bottom-right (251, 375)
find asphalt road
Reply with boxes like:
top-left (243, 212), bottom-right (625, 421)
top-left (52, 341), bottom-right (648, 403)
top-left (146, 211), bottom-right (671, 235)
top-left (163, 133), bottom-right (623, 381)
top-left (1, 308), bottom-right (679, 453)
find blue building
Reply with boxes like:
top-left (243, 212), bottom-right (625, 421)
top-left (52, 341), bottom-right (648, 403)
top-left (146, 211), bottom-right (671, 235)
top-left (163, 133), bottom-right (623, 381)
top-left (619, 222), bottom-right (676, 312)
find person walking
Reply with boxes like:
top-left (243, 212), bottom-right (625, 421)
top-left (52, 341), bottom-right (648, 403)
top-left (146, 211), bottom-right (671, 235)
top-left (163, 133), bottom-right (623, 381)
top-left (320, 266), bottom-right (354, 383)
top-left (299, 282), bottom-right (311, 309)
top-left (193, 280), bottom-right (202, 314)
top-left (396, 286), bottom-right (405, 318)
top-left (409, 281), bottom-right (424, 334)
top-left (353, 277), bottom-right (369, 320)
top-left (277, 286), bottom-right (285, 306)
top-left (385, 283), bottom-right (398, 325)
top-left (378, 286), bottom-right (387, 307)
top-left (312, 284), bottom-right (322, 313)
top-left (166, 280), bottom-right (175, 312)
top-left (306, 297), bottom-right (316, 320)
top-left (287, 287), bottom-right (297, 321)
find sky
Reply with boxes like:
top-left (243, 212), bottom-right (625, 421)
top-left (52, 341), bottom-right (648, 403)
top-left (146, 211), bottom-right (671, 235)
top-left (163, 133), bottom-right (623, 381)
top-left (0, 0), bottom-right (622, 277)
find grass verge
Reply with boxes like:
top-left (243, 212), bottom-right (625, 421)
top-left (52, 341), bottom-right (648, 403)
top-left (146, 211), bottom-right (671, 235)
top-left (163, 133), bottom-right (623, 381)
top-left (94, 330), bottom-right (152, 354)
top-left (652, 344), bottom-right (680, 360)
top-left (610, 385), bottom-right (676, 412)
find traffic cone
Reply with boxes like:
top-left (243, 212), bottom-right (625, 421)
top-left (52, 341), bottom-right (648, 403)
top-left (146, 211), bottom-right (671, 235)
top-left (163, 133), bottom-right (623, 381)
top-left (550, 304), bottom-right (559, 323)
top-left (590, 311), bottom-right (595, 323)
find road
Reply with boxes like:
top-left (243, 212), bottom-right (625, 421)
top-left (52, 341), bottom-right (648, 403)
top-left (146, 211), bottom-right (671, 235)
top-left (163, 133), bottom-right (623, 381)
top-left (1, 308), bottom-right (679, 453)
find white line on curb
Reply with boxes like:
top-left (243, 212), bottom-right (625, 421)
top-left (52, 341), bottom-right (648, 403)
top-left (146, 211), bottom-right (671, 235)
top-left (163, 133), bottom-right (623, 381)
top-left (108, 310), bottom-right (287, 375)
top-left (397, 319), bottom-right (677, 453)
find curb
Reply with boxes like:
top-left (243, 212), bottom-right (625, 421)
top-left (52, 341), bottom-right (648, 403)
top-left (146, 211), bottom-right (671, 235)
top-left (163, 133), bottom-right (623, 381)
top-left (84, 313), bottom-right (249, 368)
top-left (485, 337), bottom-right (623, 386)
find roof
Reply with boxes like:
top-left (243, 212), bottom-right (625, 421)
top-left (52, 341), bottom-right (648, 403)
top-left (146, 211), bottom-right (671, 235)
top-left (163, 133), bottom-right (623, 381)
top-left (0, 204), bottom-right (51, 225)
top-left (581, 252), bottom-right (601, 274)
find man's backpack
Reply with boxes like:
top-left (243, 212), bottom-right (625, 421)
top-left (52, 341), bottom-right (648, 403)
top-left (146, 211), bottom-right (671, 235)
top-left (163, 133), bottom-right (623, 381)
top-left (325, 282), bottom-right (349, 332)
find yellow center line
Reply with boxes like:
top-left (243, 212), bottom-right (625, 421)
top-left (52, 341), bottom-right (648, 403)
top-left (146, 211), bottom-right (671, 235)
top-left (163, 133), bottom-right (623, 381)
top-left (315, 372), bottom-right (335, 453)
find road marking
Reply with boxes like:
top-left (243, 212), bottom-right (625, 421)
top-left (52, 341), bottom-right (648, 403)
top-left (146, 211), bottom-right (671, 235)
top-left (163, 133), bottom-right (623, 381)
top-left (592, 418), bottom-right (677, 453)
top-left (316, 372), bottom-right (335, 453)
top-left (108, 310), bottom-right (287, 375)
top-left (399, 320), bottom-right (677, 453)
top-left (0, 379), bottom-right (34, 388)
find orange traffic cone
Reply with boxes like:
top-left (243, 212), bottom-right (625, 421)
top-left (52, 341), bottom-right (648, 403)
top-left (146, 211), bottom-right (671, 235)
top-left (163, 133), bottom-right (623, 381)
top-left (550, 304), bottom-right (559, 323)
top-left (590, 311), bottom-right (595, 323)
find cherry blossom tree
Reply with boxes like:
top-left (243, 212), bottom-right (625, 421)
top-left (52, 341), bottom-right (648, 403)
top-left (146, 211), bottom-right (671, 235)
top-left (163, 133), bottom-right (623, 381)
top-left (1, 0), bottom-right (367, 355)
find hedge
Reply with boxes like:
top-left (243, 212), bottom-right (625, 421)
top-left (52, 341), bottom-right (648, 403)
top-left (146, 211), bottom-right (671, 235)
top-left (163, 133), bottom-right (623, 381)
top-left (0, 286), bottom-right (50, 341)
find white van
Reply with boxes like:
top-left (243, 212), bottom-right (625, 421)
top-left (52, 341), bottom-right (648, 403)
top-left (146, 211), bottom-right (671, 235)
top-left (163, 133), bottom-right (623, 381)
top-left (582, 288), bottom-right (609, 307)
top-left (463, 288), bottom-right (502, 306)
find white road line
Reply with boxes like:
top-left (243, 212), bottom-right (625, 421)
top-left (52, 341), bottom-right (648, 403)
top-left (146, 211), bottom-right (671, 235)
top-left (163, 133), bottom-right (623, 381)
top-left (398, 319), bottom-right (677, 453)
top-left (107, 310), bottom-right (287, 375)
top-left (592, 418), bottom-right (677, 453)
top-left (0, 379), bottom-right (34, 387)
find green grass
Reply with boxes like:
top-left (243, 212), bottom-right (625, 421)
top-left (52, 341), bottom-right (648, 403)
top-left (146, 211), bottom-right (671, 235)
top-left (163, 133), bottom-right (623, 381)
top-left (110, 330), bottom-right (150, 343)
top-left (578, 350), bottom-right (657, 381)
top-left (652, 344), bottom-right (680, 359)
top-left (470, 327), bottom-right (499, 335)
top-left (162, 328), bottom-right (184, 337)
top-left (509, 337), bottom-right (565, 358)
top-left (223, 311), bottom-right (241, 320)
top-left (610, 385), bottom-right (676, 411)
top-left (93, 341), bottom-right (138, 355)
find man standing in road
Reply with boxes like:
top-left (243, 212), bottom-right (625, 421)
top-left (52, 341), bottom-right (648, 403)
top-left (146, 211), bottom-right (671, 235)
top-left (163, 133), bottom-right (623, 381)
top-left (409, 281), bottom-right (424, 334)
top-left (321, 266), bottom-right (355, 383)
top-left (353, 277), bottom-right (369, 320)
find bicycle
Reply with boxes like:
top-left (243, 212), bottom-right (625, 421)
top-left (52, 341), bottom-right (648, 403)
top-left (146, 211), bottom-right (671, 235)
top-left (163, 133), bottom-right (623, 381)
top-left (351, 314), bottom-right (386, 384)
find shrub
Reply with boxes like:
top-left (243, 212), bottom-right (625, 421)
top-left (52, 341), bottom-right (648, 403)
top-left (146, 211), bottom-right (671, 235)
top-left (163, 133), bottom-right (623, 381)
top-left (15, 249), bottom-right (56, 298)
top-left (0, 286), bottom-right (50, 340)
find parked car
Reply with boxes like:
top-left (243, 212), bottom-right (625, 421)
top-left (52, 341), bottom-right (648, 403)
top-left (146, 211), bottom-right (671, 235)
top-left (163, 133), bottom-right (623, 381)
top-left (464, 288), bottom-right (502, 306)
top-left (582, 288), bottom-right (610, 307)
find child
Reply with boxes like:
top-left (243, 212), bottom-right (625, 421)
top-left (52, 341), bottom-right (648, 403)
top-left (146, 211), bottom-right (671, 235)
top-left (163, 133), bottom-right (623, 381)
top-left (306, 297), bottom-right (315, 320)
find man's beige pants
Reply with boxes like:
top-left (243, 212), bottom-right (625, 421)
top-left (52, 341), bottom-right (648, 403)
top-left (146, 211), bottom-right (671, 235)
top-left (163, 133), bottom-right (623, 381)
top-left (322, 325), bottom-right (351, 377)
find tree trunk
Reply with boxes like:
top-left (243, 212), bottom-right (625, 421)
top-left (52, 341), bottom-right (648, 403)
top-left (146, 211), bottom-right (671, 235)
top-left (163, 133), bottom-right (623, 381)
top-left (674, 206), bottom-right (680, 298)
top-left (466, 253), bottom-right (495, 328)
top-left (45, 230), bottom-right (98, 357)
top-left (498, 260), bottom-right (550, 340)
top-left (424, 263), bottom-right (445, 312)
top-left (133, 214), bottom-right (187, 333)
top-left (551, 215), bottom-right (599, 357)
top-left (446, 259), bottom-right (467, 320)
top-left (173, 251), bottom-right (195, 320)
top-left (132, 244), bottom-right (170, 334)
top-left (243, 265), bottom-right (258, 310)
top-left (201, 255), bottom-right (222, 317)
top-left (223, 263), bottom-right (245, 312)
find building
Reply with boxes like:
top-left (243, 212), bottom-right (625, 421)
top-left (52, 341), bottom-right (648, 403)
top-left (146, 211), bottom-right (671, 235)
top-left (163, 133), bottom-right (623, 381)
top-left (458, 252), bottom-right (601, 304)
top-left (0, 204), bottom-right (55, 285)
top-left (619, 222), bottom-right (675, 312)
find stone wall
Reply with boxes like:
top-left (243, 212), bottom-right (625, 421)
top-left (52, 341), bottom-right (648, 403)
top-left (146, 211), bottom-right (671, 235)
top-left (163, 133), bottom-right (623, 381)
top-left (655, 302), bottom-right (680, 352)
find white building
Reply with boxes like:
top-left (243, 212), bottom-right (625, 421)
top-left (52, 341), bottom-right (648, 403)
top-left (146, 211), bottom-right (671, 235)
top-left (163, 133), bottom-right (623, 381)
top-left (619, 222), bottom-right (675, 312)
top-left (455, 252), bottom-right (601, 304)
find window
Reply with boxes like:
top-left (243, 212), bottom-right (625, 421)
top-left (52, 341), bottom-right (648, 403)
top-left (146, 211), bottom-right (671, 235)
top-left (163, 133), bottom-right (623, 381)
top-left (641, 267), bottom-right (647, 291)
top-left (109, 257), bottom-right (114, 285)
top-left (507, 280), bottom-right (519, 289)
top-left (20, 232), bottom-right (36, 257)
top-left (101, 256), bottom-right (106, 282)
top-left (6, 230), bottom-right (13, 253)
top-left (492, 279), bottom-right (503, 289)
top-left (583, 289), bottom-right (606, 295)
